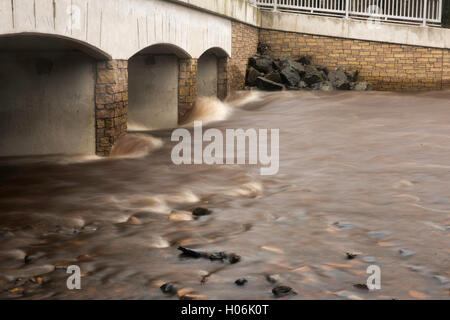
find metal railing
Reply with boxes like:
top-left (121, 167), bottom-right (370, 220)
top-left (248, 0), bottom-right (443, 25)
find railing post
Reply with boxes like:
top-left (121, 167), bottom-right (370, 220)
top-left (423, 0), bottom-right (428, 26)
top-left (345, 0), bottom-right (349, 19)
top-left (273, 0), bottom-right (278, 12)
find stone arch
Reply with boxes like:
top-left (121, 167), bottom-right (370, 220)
top-left (128, 43), bottom-right (192, 131)
top-left (197, 47), bottom-right (229, 100)
top-left (0, 33), bottom-right (108, 156)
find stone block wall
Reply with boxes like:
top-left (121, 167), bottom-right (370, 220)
top-left (217, 57), bottom-right (229, 100)
top-left (95, 60), bottom-right (128, 156)
top-left (178, 58), bottom-right (198, 122)
top-left (228, 21), bottom-right (259, 91)
top-left (259, 29), bottom-right (450, 91)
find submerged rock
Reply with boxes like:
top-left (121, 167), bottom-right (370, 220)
top-left (235, 278), bottom-right (248, 286)
top-left (272, 285), bottom-right (297, 297)
top-left (177, 246), bottom-right (241, 264)
top-left (192, 207), bottom-right (212, 217)
top-left (160, 282), bottom-right (178, 296)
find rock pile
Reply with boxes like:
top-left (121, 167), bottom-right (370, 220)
top-left (246, 54), bottom-right (372, 92)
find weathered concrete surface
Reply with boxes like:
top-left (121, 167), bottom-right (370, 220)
top-left (0, 0), bottom-right (232, 59)
top-left (128, 54), bottom-right (179, 130)
top-left (0, 51), bottom-right (95, 156)
top-left (198, 53), bottom-right (218, 97)
top-left (170, 0), bottom-right (260, 27)
top-left (260, 11), bottom-right (450, 50)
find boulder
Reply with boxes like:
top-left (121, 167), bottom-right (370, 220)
top-left (352, 81), bottom-right (372, 91)
top-left (246, 67), bottom-right (262, 86)
top-left (303, 65), bottom-right (324, 86)
top-left (264, 71), bottom-right (282, 84)
top-left (280, 66), bottom-right (301, 87)
top-left (249, 55), bottom-right (274, 74)
top-left (346, 70), bottom-right (359, 82)
top-left (328, 68), bottom-right (350, 90)
top-left (297, 55), bottom-right (312, 65)
top-left (256, 77), bottom-right (285, 91)
top-left (319, 81), bottom-right (334, 92)
top-left (280, 57), bottom-right (305, 76)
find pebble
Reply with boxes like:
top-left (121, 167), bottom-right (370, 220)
top-left (192, 207), bottom-right (212, 217)
top-left (235, 278), bottom-right (248, 286)
top-left (160, 282), bottom-right (178, 296)
top-left (24, 252), bottom-right (46, 264)
top-left (272, 285), bottom-right (297, 298)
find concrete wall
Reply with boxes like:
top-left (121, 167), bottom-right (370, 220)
top-left (198, 53), bottom-right (218, 97)
top-left (128, 55), bottom-right (179, 130)
top-left (260, 11), bottom-right (450, 50)
top-left (0, 51), bottom-right (95, 156)
top-left (0, 0), bottom-right (232, 59)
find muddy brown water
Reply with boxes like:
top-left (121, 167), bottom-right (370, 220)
top-left (0, 90), bottom-right (449, 300)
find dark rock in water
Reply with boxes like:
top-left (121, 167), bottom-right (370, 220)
top-left (367, 230), bottom-right (391, 240)
top-left (235, 278), bottom-right (248, 286)
top-left (304, 65), bottom-right (324, 86)
top-left (256, 77), bottom-right (285, 91)
top-left (178, 246), bottom-right (241, 264)
top-left (160, 282), bottom-right (178, 296)
top-left (192, 207), bottom-right (212, 217)
top-left (346, 252), bottom-right (359, 260)
top-left (24, 252), bottom-right (46, 264)
top-left (264, 71), bottom-right (282, 84)
top-left (297, 55), bottom-right (312, 65)
top-left (178, 246), bottom-right (205, 258)
top-left (280, 66), bottom-right (301, 87)
top-left (208, 251), bottom-right (228, 261)
top-left (328, 68), bottom-right (350, 90)
top-left (246, 67), bottom-right (262, 86)
top-left (249, 55), bottom-right (274, 74)
top-left (272, 285), bottom-right (297, 297)
top-left (228, 253), bottom-right (241, 264)
top-left (353, 283), bottom-right (369, 290)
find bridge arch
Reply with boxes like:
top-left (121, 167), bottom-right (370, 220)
top-left (0, 33), bottom-right (109, 156)
top-left (128, 43), bottom-right (191, 131)
top-left (197, 47), bottom-right (229, 99)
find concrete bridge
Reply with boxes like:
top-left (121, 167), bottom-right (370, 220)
top-left (0, 0), bottom-right (449, 157)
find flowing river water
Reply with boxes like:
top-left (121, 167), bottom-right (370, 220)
top-left (0, 90), bottom-right (449, 300)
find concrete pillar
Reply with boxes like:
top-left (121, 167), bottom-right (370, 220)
top-left (95, 60), bottom-right (128, 156)
top-left (178, 58), bottom-right (198, 122)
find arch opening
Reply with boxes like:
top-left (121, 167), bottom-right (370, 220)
top-left (0, 34), bottom-right (101, 156)
top-left (128, 44), bottom-right (191, 130)
top-left (197, 47), bottom-right (229, 99)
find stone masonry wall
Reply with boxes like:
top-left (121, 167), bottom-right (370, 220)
top-left (178, 58), bottom-right (198, 122)
top-left (259, 29), bottom-right (450, 91)
top-left (95, 60), bottom-right (128, 156)
top-left (217, 57), bottom-right (229, 100)
top-left (228, 21), bottom-right (259, 91)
